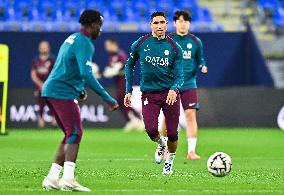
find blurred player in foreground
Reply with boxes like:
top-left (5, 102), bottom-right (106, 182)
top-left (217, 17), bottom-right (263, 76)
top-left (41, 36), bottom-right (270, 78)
top-left (124, 12), bottom-right (184, 175)
top-left (104, 38), bottom-right (143, 131)
top-left (157, 10), bottom-right (207, 161)
top-left (41, 10), bottom-right (118, 192)
top-left (31, 40), bottom-right (56, 128)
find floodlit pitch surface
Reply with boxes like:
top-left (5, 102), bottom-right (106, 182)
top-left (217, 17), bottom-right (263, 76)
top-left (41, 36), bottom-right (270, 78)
top-left (0, 128), bottom-right (283, 194)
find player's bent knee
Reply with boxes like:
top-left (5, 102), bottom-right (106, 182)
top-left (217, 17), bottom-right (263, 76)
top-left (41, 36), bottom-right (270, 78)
top-left (185, 109), bottom-right (196, 115)
top-left (75, 131), bottom-right (83, 144)
top-left (167, 133), bottom-right (178, 142)
top-left (61, 136), bottom-right (67, 144)
top-left (185, 110), bottom-right (196, 120)
top-left (65, 129), bottom-right (83, 144)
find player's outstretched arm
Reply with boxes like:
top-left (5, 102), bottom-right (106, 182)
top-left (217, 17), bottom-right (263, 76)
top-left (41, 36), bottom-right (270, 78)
top-left (75, 41), bottom-right (118, 110)
top-left (83, 68), bottom-right (118, 109)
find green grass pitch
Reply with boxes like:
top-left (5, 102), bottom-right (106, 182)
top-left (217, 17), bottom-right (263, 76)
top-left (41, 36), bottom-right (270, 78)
top-left (0, 128), bottom-right (284, 194)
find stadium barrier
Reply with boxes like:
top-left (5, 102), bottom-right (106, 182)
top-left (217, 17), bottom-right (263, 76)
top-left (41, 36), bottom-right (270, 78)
top-left (6, 87), bottom-right (284, 128)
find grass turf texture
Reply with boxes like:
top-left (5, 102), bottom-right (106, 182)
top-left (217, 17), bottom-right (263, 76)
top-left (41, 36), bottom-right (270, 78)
top-left (0, 128), bottom-right (284, 194)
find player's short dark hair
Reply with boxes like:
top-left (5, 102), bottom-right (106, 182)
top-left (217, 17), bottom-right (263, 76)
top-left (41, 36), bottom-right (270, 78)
top-left (105, 38), bottom-right (119, 45)
top-left (150, 11), bottom-right (167, 21)
top-left (173, 10), bottom-right (192, 22)
top-left (79, 9), bottom-right (103, 26)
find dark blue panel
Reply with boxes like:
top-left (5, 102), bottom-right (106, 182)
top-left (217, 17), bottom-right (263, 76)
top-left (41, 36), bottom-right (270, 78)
top-left (0, 31), bottom-right (274, 88)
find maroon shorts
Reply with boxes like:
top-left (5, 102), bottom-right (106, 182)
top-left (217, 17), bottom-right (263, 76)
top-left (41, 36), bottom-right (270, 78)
top-left (141, 90), bottom-right (180, 142)
top-left (45, 98), bottom-right (83, 144)
top-left (180, 88), bottom-right (199, 110)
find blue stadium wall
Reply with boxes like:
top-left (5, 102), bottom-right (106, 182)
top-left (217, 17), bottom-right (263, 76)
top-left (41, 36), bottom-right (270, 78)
top-left (1, 31), bottom-right (282, 128)
top-left (0, 31), bottom-right (274, 88)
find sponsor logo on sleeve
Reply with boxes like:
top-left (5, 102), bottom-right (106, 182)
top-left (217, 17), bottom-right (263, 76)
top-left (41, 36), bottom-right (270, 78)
top-left (64, 35), bottom-right (76, 44)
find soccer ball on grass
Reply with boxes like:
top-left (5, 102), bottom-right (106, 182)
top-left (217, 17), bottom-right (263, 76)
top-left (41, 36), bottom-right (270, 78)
top-left (207, 152), bottom-right (232, 177)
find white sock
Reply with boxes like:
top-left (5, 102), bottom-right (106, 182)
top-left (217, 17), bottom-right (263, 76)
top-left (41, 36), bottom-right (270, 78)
top-left (157, 136), bottom-right (166, 147)
top-left (47, 163), bottom-right (62, 180)
top-left (161, 136), bottom-right (168, 143)
top-left (63, 161), bottom-right (76, 180)
top-left (159, 136), bottom-right (168, 146)
top-left (188, 138), bottom-right (197, 153)
top-left (165, 152), bottom-right (176, 164)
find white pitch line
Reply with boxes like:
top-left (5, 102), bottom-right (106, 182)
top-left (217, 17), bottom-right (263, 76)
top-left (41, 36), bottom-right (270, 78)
top-left (2, 188), bottom-right (284, 193)
top-left (1, 157), bottom-right (284, 164)
top-left (0, 158), bottom-right (146, 163)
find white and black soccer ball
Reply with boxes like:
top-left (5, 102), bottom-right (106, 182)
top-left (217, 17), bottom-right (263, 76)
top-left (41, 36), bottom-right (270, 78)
top-left (207, 152), bottom-right (232, 177)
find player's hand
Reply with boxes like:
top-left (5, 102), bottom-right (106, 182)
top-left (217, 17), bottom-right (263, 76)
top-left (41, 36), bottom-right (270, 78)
top-left (201, 66), bottom-right (208, 74)
top-left (124, 93), bottom-right (132, 107)
top-left (166, 90), bottom-right (177, 105)
top-left (109, 103), bottom-right (119, 111)
top-left (79, 90), bottom-right (88, 102)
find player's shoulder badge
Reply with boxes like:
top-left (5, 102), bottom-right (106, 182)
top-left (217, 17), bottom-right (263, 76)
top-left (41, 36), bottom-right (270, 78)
top-left (164, 50), bottom-right (169, 55)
